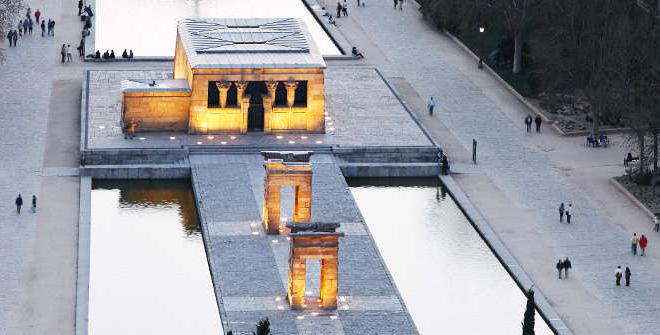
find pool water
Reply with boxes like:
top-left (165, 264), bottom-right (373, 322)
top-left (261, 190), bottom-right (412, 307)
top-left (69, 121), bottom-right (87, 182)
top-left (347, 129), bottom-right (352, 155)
top-left (348, 178), bottom-right (554, 335)
top-left (88, 180), bottom-right (222, 335)
top-left (95, 0), bottom-right (341, 56)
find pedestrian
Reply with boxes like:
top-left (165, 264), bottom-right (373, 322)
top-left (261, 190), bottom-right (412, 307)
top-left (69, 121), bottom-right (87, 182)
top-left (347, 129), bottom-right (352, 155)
top-left (129, 50), bottom-right (134, 59)
top-left (18, 20), bottom-right (23, 36)
top-left (534, 115), bottom-right (542, 133)
top-left (336, 1), bottom-right (342, 17)
top-left (625, 266), bottom-right (631, 287)
top-left (393, 0), bottom-right (398, 9)
top-left (441, 154), bottom-right (449, 175)
top-left (615, 266), bottom-right (622, 286)
top-left (566, 203), bottom-right (572, 223)
top-left (40, 20), bottom-right (45, 37)
top-left (631, 233), bottom-right (639, 255)
top-left (356, 0), bottom-right (361, 6)
top-left (49, 20), bottom-right (55, 36)
top-left (12, 30), bottom-right (17, 46)
top-left (563, 257), bottom-right (572, 279)
top-left (398, 0), bottom-right (404, 10)
top-left (60, 44), bottom-right (66, 63)
top-left (15, 194), bottom-right (23, 214)
top-left (47, 19), bottom-right (51, 36)
top-left (6, 30), bottom-right (12, 46)
top-left (342, 0), bottom-right (348, 16)
top-left (35, 8), bottom-right (40, 23)
top-left (559, 202), bottom-right (565, 223)
top-left (639, 234), bottom-right (648, 256)
top-left (25, 7), bottom-right (31, 20)
top-left (78, 0), bottom-right (84, 15)
top-left (66, 44), bottom-right (73, 62)
top-left (556, 259), bottom-right (563, 279)
top-left (22, 20), bottom-right (28, 36)
top-left (427, 97), bottom-right (435, 116)
top-left (31, 195), bottom-right (37, 213)
top-left (78, 38), bottom-right (85, 56)
top-left (524, 115), bottom-right (532, 132)
top-left (654, 217), bottom-right (659, 232)
top-left (28, 18), bottom-right (33, 35)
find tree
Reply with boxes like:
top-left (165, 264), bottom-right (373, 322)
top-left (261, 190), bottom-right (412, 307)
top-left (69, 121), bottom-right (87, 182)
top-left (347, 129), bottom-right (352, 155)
top-left (522, 288), bottom-right (535, 335)
top-left (253, 317), bottom-right (270, 335)
top-left (0, 0), bottom-right (22, 37)
top-left (483, 0), bottom-right (536, 74)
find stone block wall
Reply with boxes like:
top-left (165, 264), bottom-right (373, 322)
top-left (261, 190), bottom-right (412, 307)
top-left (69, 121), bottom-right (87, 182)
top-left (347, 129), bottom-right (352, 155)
top-left (122, 92), bottom-right (191, 131)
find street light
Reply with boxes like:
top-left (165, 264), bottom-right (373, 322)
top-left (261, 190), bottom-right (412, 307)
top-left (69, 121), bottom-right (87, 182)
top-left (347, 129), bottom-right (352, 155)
top-left (478, 26), bottom-right (485, 68)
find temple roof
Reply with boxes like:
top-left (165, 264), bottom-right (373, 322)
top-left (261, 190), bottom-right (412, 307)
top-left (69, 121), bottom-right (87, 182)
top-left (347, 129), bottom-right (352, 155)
top-left (177, 18), bottom-right (326, 69)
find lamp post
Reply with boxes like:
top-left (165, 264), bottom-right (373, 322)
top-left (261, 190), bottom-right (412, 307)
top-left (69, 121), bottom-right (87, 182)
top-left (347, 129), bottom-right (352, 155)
top-left (478, 26), bottom-right (485, 69)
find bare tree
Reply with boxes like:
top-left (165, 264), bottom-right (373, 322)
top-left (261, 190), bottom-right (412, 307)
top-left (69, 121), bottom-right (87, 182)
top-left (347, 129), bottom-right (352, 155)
top-left (0, 0), bottom-right (23, 57)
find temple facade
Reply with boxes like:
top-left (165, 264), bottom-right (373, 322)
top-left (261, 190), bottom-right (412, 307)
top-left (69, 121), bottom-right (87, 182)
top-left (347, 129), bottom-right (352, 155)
top-left (122, 18), bottom-right (326, 134)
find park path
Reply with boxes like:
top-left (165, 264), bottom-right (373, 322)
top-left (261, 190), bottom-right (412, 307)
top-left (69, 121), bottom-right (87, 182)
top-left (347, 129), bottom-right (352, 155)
top-left (323, 0), bottom-right (660, 334)
top-left (0, 0), bottom-right (166, 333)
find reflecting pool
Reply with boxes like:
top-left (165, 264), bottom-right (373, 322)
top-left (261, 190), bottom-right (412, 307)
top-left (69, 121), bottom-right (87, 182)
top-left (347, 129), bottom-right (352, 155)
top-left (348, 178), bottom-right (553, 335)
top-left (89, 180), bottom-right (221, 335)
top-left (95, 0), bottom-right (341, 56)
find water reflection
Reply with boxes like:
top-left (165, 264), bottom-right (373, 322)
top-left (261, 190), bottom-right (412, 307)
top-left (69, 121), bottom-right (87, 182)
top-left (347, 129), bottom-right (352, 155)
top-left (95, 0), bottom-right (341, 56)
top-left (348, 178), bottom-right (553, 335)
top-left (89, 180), bottom-right (221, 335)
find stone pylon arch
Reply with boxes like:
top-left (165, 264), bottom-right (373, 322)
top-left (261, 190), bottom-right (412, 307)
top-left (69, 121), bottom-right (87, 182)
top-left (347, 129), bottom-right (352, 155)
top-left (262, 151), bottom-right (313, 234)
top-left (286, 222), bottom-right (343, 309)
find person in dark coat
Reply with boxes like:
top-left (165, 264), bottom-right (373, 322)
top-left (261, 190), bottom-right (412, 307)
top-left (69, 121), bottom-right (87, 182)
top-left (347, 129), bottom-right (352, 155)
top-left (534, 115), bottom-right (542, 133)
top-left (556, 259), bottom-right (564, 279)
top-left (563, 257), bottom-right (572, 279)
top-left (615, 266), bottom-right (622, 286)
top-left (625, 266), bottom-right (631, 287)
top-left (78, 0), bottom-right (83, 15)
top-left (524, 115), bottom-right (532, 132)
top-left (336, 1), bottom-right (342, 17)
top-left (40, 20), bottom-right (45, 37)
top-left (559, 202), bottom-right (565, 223)
top-left (31, 195), bottom-right (37, 213)
top-left (12, 30), bottom-right (17, 46)
top-left (15, 194), bottom-right (23, 214)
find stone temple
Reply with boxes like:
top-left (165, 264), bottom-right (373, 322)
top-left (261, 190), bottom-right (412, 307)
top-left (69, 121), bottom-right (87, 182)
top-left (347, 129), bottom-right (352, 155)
top-left (121, 18), bottom-right (326, 134)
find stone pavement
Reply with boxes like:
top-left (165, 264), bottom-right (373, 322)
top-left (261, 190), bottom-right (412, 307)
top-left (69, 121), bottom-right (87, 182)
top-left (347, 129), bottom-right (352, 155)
top-left (190, 153), bottom-right (417, 334)
top-left (323, 0), bottom-right (660, 333)
top-left (83, 67), bottom-right (431, 149)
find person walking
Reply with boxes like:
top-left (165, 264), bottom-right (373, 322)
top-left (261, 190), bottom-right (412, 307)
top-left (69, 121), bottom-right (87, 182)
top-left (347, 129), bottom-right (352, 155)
top-left (342, 0), bottom-right (348, 16)
top-left (427, 97), bottom-right (435, 116)
top-left (566, 203), bottom-right (572, 223)
top-left (78, 0), bottom-right (84, 15)
top-left (78, 38), bottom-right (85, 56)
top-left (615, 266), bottom-right (622, 286)
top-left (556, 259), bottom-right (564, 279)
top-left (11, 30), bottom-right (17, 46)
top-left (534, 115), bottom-right (542, 133)
top-left (559, 202), bottom-right (565, 223)
top-left (31, 195), bottom-right (37, 213)
top-left (28, 18), bottom-right (33, 35)
top-left (60, 44), bottom-right (66, 63)
top-left (393, 0), bottom-right (398, 9)
top-left (15, 194), bottom-right (23, 214)
top-left (336, 1), bottom-right (342, 17)
top-left (40, 20), bottom-right (45, 37)
top-left (66, 44), bottom-right (73, 62)
top-left (625, 266), bottom-right (631, 287)
top-left (654, 217), bottom-right (659, 232)
top-left (35, 8), bottom-right (40, 23)
top-left (631, 233), bottom-right (639, 255)
top-left (524, 115), bottom-right (532, 133)
top-left (563, 257), bottom-right (572, 279)
top-left (18, 20), bottom-right (23, 36)
top-left (639, 234), bottom-right (648, 256)
top-left (49, 20), bottom-right (55, 36)
top-left (22, 19), bottom-right (28, 36)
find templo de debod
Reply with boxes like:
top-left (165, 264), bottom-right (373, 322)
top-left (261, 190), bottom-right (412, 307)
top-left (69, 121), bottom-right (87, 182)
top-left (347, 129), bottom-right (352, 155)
top-left (121, 18), bottom-right (326, 134)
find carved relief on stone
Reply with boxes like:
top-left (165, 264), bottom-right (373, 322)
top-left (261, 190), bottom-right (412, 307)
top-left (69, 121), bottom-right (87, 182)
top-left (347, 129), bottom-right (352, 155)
top-left (266, 80), bottom-right (278, 100)
top-left (236, 80), bottom-right (248, 102)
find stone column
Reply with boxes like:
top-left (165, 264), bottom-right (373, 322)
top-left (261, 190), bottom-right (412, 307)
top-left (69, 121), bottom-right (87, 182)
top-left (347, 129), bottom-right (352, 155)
top-left (287, 251), bottom-right (306, 309)
top-left (262, 94), bottom-right (273, 133)
top-left (236, 80), bottom-right (248, 102)
top-left (266, 80), bottom-right (278, 100)
top-left (263, 181), bottom-right (281, 234)
top-left (320, 255), bottom-right (339, 309)
top-left (285, 80), bottom-right (298, 108)
top-left (215, 81), bottom-right (232, 108)
top-left (294, 183), bottom-right (312, 223)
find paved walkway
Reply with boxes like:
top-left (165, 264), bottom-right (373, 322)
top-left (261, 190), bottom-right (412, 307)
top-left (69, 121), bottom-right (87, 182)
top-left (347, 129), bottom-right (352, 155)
top-left (323, 1), bottom-right (660, 334)
top-left (190, 153), bottom-right (417, 334)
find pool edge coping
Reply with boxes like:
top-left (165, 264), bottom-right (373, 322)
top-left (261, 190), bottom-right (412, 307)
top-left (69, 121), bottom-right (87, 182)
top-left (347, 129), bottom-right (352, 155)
top-left (75, 176), bottom-right (92, 335)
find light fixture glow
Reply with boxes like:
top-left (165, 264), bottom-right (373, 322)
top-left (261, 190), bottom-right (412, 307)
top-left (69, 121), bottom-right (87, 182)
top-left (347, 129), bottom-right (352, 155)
top-left (139, 137), bottom-right (146, 141)
top-left (230, 136), bottom-right (237, 139)
top-left (98, 125), bottom-right (105, 129)
top-left (296, 315), bottom-right (305, 320)
top-left (276, 135), bottom-right (283, 139)
top-left (301, 136), bottom-right (308, 139)
top-left (251, 231), bottom-right (259, 235)
top-left (207, 135), bottom-right (215, 140)
top-left (196, 141), bottom-right (203, 145)
top-left (221, 141), bottom-right (227, 144)
top-left (169, 136), bottom-right (176, 140)
top-left (288, 140), bottom-right (295, 144)
top-left (315, 140), bottom-right (323, 144)
top-left (330, 315), bottom-right (338, 320)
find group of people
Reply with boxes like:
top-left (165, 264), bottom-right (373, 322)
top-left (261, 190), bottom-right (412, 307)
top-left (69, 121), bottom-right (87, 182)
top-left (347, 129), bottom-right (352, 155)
top-left (558, 202), bottom-right (573, 223)
top-left (524, 114), bottom-right (543, 133)
top-left (14, 194), bottom-right (37, 214)
top-left (60, 44), bottom-right (74, 63)
top-left (87, 49), bottom-right (134, 60)
top-left (555, 257), bottom-right (572, 279)
top-left (615, 266), bottom-right (632, 287)
top-left (6, 7), bottom-right (54, 47)
top-left (630, 233), bottom-right (648, 256)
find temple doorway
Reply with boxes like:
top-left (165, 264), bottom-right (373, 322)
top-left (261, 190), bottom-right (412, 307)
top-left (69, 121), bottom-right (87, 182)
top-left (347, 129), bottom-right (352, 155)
top-left (247, 81), bottom-right (267, 131)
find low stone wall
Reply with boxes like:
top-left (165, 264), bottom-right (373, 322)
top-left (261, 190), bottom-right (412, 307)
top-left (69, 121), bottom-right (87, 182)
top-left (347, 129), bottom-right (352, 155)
top-left (123, 92), bottom-right (191, 131)
top-left (340, 162), bottom-right (439, 177)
